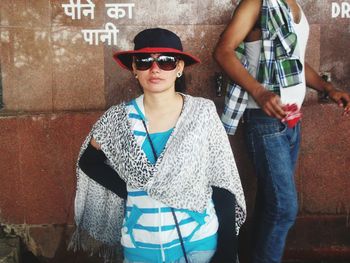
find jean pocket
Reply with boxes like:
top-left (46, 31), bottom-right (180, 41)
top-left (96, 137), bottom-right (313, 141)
top-left (261, 121), bottom-right (287, 139)
top-left (245, 120), bottom-right (286, 155)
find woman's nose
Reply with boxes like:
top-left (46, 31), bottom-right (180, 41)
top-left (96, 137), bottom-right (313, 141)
top-left (150, 61), bottom-right (160, 72)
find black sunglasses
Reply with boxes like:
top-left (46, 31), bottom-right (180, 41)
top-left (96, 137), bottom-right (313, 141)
top-left (134, 54), bottom-right (179, 71)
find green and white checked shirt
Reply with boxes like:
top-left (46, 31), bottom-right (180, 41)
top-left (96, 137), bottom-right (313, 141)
top-left (221, 0), bottom-right (303, 135)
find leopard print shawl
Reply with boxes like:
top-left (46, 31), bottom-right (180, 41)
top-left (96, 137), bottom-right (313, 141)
top-left (69, 94), bottom-right (246, 260)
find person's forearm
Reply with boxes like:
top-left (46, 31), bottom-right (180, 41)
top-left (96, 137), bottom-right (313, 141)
top-left (305, 62), bottom-right (350, 114)
top-left (305, 62), bottom-right (334, 93)
top-left (213, 0), bottom-right (285, 118)
top-left (214, 46), bottom-right (286, 118)
top-left (213, 0), bottom-right (264, 100)
top-left (79, 143), bottom-right (127, 199)
top-left (214, 47), bottom-right (265, 99)
top-left (211, 186), bottom-right (237, 262)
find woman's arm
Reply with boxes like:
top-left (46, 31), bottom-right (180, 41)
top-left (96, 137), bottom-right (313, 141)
top-left (211, 187), bottom-right (237, 263)
top-left (214, 0), bottom-right (286, 119)
top-left (79, 141), bottom-right (127, 199)
top-left (305, 62), bottom-right (350, 115)
top-left (205, 100), bottom-right (246, 261)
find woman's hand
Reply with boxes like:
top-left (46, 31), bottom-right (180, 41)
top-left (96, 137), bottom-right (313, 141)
top-left (91, 138), bottom-right (101, 150)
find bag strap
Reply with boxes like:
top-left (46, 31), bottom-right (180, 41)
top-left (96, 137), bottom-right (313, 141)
top-left (141, 120), bottom-right (189, 263)
top-left (171, 208), bottom-right (189, 263)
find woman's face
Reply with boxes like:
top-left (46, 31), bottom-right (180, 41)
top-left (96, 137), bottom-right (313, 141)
top-left (132, 53), bottom-right (185, 94)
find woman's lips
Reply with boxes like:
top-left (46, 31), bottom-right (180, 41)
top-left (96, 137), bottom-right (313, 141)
top-left (148, 77), bottom-right (163, 84)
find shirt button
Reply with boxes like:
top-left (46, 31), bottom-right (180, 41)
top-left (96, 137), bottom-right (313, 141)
top-left (122, 226), bottom-right (128, 233)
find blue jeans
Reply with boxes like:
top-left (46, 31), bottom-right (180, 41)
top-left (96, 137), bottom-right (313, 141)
top-left (243, 109), bottom-right (301, 263)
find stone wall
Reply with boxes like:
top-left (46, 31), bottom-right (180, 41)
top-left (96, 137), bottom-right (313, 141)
top-left (0, 0), bottom-right (349, 261)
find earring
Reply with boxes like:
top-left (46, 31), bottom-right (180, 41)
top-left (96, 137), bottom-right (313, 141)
top-left (134, 74), bottom-right (138, 79)
top-left (177, 72), bottom-right (182, 78)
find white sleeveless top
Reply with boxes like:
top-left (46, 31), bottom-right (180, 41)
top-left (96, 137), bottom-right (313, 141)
top-left (245, 4), bottom-right (310, 109)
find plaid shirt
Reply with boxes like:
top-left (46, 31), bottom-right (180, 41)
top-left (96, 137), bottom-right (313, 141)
top-left (221, 0), bottom-right (303, 135)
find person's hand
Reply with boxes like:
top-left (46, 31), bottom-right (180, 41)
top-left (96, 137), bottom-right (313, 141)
top-left (253, 88), bottom-right (286, 119)
top-left (328, 89), bottom-right (350, 116)
top-left (91, 138), bottom-right (101, 150)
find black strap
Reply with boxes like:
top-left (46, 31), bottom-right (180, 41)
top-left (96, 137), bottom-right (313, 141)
top-left (142, 120), bottom-right (159, 163)
top-left (141, 120), bottom-right (189, 263)
top-left (171, 208), bottom-right (189, 263)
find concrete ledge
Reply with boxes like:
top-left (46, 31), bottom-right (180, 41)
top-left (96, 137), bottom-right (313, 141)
top-left (284, 247), bottom-right (350, 262)
top-left (238, 215), bottom-right (350, 262)
top-left (284, 215), bottom-right (350, 262)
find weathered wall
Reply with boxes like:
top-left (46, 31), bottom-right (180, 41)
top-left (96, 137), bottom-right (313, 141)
top-left (0, 0), bottom-right (349, 262)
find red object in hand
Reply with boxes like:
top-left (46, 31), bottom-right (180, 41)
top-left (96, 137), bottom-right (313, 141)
top-left (282, 103), bottom-right (302, 128)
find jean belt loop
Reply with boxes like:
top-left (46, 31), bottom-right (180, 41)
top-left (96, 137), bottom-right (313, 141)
top-left (244, 108), bottom-right (250, 122)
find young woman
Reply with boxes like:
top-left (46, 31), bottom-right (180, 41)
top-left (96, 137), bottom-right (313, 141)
top-left (70, 28), bottom-right (246, 263)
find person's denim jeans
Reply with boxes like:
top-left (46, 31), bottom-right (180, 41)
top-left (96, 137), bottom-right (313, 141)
top-left (243, 109), bottom-right (301, 263)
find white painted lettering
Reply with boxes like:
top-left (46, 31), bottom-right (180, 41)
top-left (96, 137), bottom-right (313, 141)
top-left (341, 2), bottom-right (350, 18)
top-left (106, 3), bottom-right (135, 19)
top-left (332, 3), bottom-right (340, 18)
top-left (62, 0), bottom-right (95, 20)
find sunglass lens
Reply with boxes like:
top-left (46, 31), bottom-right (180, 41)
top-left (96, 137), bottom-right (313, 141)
top-left (157, 56), bottom-right (177, 70)
top-left (135, 57), bottom-right (153, 71)
top-left (135, 55), bottom-right (178, 71)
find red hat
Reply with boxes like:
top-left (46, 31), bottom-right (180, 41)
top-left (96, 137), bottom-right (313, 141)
top-left (113, 28), bottom-right (201, 70)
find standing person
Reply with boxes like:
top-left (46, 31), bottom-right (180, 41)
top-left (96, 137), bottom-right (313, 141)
top-left (214, 0), bottom-right (350, 262)
top-left (70, 28), bottom-right (246, 263)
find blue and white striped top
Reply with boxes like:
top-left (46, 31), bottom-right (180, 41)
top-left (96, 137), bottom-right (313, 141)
top-left (121, 95), bottom-right (218, 263)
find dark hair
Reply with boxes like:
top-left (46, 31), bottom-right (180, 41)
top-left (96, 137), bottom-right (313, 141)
top-left (175, 73), bottom-right (186, 93)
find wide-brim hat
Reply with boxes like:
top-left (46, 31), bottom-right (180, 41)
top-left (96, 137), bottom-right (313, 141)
top-left (113, 28), bottom-right (200, 70)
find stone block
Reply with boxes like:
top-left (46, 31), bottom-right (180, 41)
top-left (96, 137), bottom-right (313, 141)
top-left (298, 104), bottom-right (350, 214)
top-left (1, 28), bottom-right (53, 112)
top-left (17, 115), bottom-right (70, 224)
top-left (0, 112), bottom-right (102, 225)
top-left (51, 0), bottom-right (105, 28)
top-left (305, 25), bottom-right (321, 73)
top-left (0, 0), bottom-right (50, 28)
top-left (0, 117), bottom-right (24, 224)
top-left (104, 0), bottom-right (233, 26)
top-left (302, 0), bottom-right (350, 25)
top-left (320, 24), bottom-right (350, 90)
top-left (51, 27), bottom-right (105, 111)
